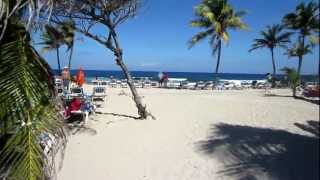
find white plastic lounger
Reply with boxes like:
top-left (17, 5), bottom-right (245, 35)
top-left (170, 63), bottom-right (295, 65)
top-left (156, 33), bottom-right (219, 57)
top-left (121, 80), bottom-right (128, 88)
top-left (92, 86), bottom-right (107, 107)
top-left (69, 87), bottom-right (84, 98)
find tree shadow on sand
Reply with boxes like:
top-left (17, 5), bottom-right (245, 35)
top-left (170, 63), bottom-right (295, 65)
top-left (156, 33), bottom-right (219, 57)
top-left (196, 123), bottom-right (319, 180)
top-left (294, 120), bottom-right (319, 137)
top-left (95, 112), bottom-right (140, 120)
top-left (66, 114), bottom-right (97, 135)
top-left (264, 94), bottom-right (319, 105)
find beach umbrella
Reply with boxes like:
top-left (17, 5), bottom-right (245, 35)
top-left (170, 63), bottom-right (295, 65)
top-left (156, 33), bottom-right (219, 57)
top-left (76, 68), bottom-right (85, 86)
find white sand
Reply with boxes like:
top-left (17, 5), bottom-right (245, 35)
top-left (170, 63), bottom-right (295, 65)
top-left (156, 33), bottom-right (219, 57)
top-left (57, 86), bottom-right (319, 180)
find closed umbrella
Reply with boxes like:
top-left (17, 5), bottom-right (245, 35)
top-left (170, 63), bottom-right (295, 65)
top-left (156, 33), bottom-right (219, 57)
top-left (76, 68), bottom-right (85, 87)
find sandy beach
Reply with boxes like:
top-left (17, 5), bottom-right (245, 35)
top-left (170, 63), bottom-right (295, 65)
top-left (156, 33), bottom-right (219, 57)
top-left (57, 85), bottom-right (319, 180)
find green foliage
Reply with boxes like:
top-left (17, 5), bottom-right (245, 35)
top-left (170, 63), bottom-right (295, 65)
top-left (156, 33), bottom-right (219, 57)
top-left (59, 21), bottom-right (76, 69)
top-left (0, 21), bottom-right (66, 179)
top-left (40, 25), bottom-right (64, 52)
top-left (285, 41), bottom-right (312, 58)
top-left (59, 21), bottom-right (76, 51)
top-left (189, 0), bottom-right (247, 54)
top-left (249, 24), bottom-right (292, 51)
top-left (282, 1), bottom-right (319, 36)
top-left (281, 67), bottom-right (300, 96)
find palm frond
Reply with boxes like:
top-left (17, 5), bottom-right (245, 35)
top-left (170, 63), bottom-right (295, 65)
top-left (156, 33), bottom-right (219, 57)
top-left (190, 19), bottom-right (211, 28)
top-left (188, 29), bottom-right (214, 48)
top-left (0, 22), bottom-right (66, 179)
top-left (281, 67), bottom-right (300, 88)
top-left (285, 41), bottom-right (312, 58)
top-left (282, 2), bottom-right (319, 35)
top-left (189, 0), bottom-right (247, 50)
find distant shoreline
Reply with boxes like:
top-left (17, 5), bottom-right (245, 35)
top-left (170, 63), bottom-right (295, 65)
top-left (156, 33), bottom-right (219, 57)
top-left (53, 69), bottom-right (319, 82)
top-left (52, 69), bottom-right (319, 76)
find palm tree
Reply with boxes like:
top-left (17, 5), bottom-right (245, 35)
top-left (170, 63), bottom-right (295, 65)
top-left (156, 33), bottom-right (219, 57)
top-left (281, 67), bottom-right (300, 97)
top-left (285, 41), bottom-right (312, 76)
top-left (59, 21), bottom-right (75, 69)
top-left (189, 0), bottom-right (247, 82)
top-left (282, 1), bottom-right (319, 76)
top-left (309, 35), bottom-right (320, 76)
top-left (0, 20), bottom-right (66, 179)
top-left (40, 25), bottom-right (64, 75)
top-left (249, 24), bottom-right (292, 76)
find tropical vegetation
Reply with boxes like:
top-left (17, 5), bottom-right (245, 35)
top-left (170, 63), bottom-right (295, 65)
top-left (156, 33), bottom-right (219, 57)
top-left (40, 22), bottom-right (76, 74)
top-left (249, 24), bottom-right (292, 76)
top-left (189, 0), bottom-right (247, 81)
top-left (40, 25), bottom-right (64, 74)
top-left (281, 67), bottom-right (300, 97)
top-left (282, 1), bottom-right (319, 77)
top-left (285, 40), bottom-right (312, 76)
top-left (0, 0), bottom-right (319, 179)
top-left (50, 0), bottom-right (151, 119)
top-left (0, 18), bottom-right (66, 179)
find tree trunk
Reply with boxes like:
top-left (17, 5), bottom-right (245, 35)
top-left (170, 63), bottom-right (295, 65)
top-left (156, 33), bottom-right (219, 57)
top-left (297, 35), bottom-right (305, 79)
top-left (214, 40), bottom-right (222, 83)
top-left (110, 30), bottom-right (148, 119)
top-left (270, 48), bottom-right (276, 76)
top-left (56, 48), bottom-right (61, 75)
top-left (297, 55), bottom-right (302, 77)
top-left (292, 87), bottom-right (297, 98)
top-left (67, 45), bottom-right (74, 70)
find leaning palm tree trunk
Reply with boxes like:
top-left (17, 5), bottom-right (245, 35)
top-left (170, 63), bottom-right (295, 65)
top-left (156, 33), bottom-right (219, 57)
top-left (56, 48), bottom-right (61, 75)
top-left (111, 31), bottom-right (148, 119)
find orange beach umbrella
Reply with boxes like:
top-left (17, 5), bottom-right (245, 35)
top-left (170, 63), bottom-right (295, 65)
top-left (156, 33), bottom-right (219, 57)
top-left (76, 68), bottom-right (85, 87)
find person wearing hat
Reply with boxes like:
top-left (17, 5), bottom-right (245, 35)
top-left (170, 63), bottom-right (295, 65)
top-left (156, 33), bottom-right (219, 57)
top-left (62, 66), bottom-right (71, 90)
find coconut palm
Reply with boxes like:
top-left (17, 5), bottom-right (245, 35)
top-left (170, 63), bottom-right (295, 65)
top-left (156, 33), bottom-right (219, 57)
top-left (249, 24), bottom-right (292, 76)
top-left (285, 41), bottom-right (312, 76)
top-left (59, 21), bottom-right (76, 69)
top-left (281, 67), bottom-right (300, 97)
top-left (189, 0), bottom-right (247, 81)
top-left (40, 25), bottom-right (64, 75)
top-left (282, 1), bottom-right (319, 40)
top-left (309, 35), bottom-right (320, 76)
top-left (282, 1), bottom-right (319, 76)
top-left (0, 20), bottom-right (66, 179)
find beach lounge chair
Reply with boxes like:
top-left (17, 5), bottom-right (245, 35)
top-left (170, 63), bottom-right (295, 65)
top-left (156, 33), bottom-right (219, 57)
top-left (196, 81), bottom-right (206, 90)
top-left (69, 87), bottom-right (84, 98)
top-left (151, 81), bottom-right (159, 88)
top-left (186, 82), bottom-right (197, 90)
top-left (101, 81), bottom-right (108, 86)
top-left (303, 87), bottom-right (320, 98)
top-left (204, 82), bottom-right (214, 90)
top-left (121, 80), bottom-right (128, 88)
top-left (110, 80), bottom-right (117, 88)
top-left (39, 132), bottom-right (56, 156)
top-left (55, 78), bottom-right (63, 87)
top-left (92, 86), bottom-right (107, 107)
top-left (134, 80), bottom-right (142, 88)
top-left (65, 98), bottom-right (95, 125)
top-left (143, 80), bottom-right (152, 88)
top-left (92, 80), bottom-right (100, 86)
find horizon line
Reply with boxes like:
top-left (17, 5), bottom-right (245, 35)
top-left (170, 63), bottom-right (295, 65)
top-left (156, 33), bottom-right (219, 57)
top-left (52, 69), bottom-right (319, 76)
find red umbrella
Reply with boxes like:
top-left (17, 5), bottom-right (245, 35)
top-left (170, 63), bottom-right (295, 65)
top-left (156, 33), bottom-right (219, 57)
top-left (76, 68), bottom-right (85, 87)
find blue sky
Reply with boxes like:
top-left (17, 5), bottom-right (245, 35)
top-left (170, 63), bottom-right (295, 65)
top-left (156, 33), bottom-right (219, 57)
top-left (35, 0), bottom-right (319, 74)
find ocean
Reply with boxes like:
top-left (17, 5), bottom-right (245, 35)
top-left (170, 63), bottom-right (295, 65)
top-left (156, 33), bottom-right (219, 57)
top-left (55, 70), bottom-right (319, 83)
